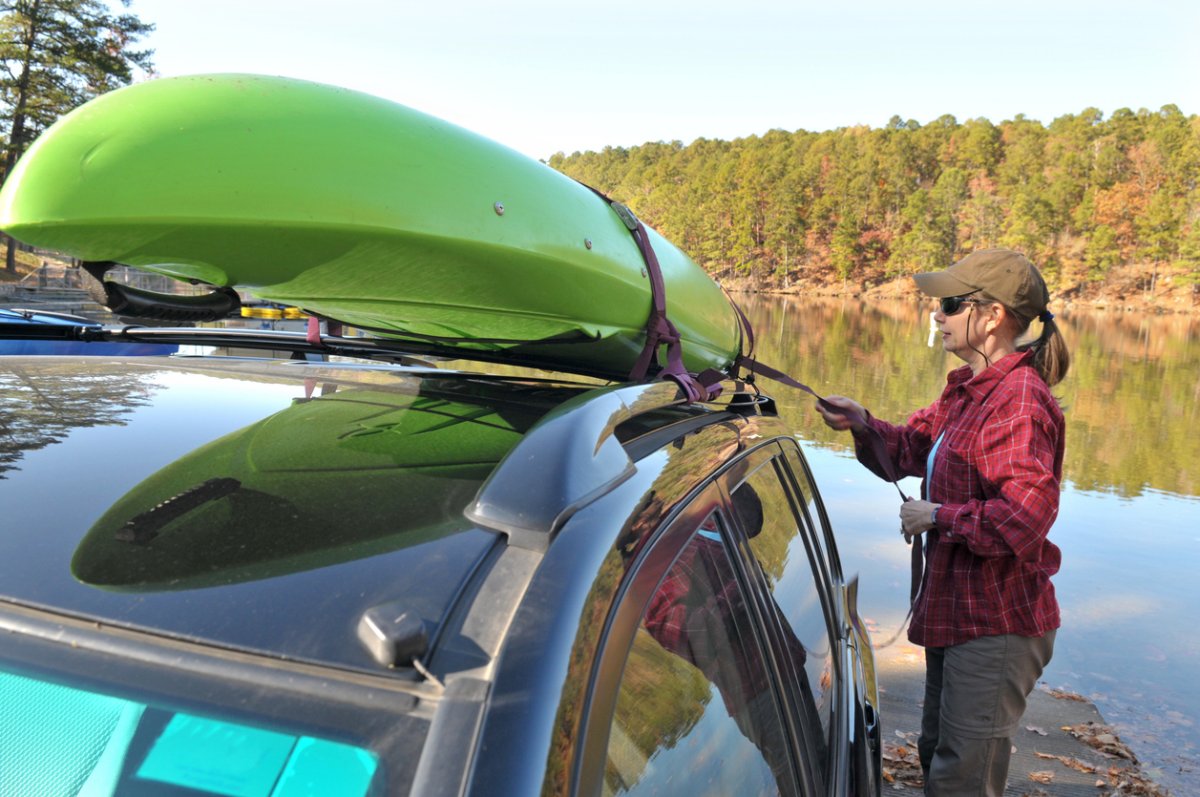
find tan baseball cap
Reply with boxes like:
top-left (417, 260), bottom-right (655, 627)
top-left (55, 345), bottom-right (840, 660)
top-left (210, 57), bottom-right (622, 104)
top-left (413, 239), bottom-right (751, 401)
top-left (913, 248), bottom-right (1049, 321)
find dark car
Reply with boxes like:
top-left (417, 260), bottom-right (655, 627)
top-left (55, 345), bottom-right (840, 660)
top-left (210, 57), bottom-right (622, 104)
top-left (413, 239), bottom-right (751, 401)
top-left (0, 323), bottom-right (880, 797)
top-left (0, 307), bottom-right (178, 355)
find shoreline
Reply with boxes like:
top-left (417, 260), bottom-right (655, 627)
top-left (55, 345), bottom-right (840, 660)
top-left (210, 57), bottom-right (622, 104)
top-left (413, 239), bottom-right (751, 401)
top-left (874, 643), bottom-right (1172, 795)
top-left (720, 269), bottom-right (1200, 316)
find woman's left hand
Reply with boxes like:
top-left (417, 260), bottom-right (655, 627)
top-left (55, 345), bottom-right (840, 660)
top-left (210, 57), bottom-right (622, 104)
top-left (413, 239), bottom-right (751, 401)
top-left (900, 500), bottom-right (940, 537)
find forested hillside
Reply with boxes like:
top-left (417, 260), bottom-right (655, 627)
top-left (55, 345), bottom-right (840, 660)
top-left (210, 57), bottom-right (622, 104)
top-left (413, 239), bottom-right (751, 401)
top-left (549, 107), bottom-right (1200, 305)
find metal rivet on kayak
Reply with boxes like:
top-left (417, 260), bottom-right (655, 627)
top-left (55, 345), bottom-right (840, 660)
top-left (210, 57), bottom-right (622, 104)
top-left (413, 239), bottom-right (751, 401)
top-left (493, 202), bottom-right (505, 216)
top-left (641, 267), bottom-right (647, 278)
top-left (584, 238), bottom-right (593, 250)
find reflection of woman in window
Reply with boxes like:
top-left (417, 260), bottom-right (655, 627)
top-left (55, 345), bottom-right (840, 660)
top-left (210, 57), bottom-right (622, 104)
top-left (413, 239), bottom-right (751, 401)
top-left (638, 488), bottom-right (823, 793)
top-left (640, 517), bottom-right (793, 795)
top-left (817, 249), bottom-right (1069, 795)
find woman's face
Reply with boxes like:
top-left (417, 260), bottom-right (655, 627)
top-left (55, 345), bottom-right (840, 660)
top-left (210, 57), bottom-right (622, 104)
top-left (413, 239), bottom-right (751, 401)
top-left (932, 295), bottom-right (992, 363)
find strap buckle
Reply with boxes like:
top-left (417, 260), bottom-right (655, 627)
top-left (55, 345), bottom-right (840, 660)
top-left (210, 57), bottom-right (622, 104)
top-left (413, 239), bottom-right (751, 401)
top-left (609, 201), bottom-right (640, 232)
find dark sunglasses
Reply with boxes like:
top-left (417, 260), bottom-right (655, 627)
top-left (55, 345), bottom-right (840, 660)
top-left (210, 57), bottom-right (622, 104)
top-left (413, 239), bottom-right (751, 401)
top-left (939, 294), bottom-right (984, 316)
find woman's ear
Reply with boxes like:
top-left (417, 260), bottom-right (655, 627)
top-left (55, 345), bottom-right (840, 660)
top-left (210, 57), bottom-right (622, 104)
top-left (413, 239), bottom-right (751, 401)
top-left (984, 302), bottom-right (1007, 335)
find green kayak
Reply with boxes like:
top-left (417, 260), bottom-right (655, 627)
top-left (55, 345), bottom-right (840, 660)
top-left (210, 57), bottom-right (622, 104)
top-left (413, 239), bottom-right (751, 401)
top-left (0, 74), bottom-right (739, 379)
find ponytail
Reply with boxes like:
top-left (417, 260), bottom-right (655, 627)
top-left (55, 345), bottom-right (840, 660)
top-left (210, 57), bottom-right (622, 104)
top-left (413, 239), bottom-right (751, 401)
top-left (1017, 314), bottom-right (1070, 387)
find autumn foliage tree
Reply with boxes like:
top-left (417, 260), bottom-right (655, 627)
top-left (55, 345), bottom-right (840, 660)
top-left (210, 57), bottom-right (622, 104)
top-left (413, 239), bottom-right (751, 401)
top-left (550, 105), bottom-right (1200, 299)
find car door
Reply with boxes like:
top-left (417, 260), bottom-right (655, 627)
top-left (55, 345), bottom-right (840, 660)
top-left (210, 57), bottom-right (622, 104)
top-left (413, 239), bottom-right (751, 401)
top-left (578, 440), bottom-right (850, 797)
top-left (579, 479), bottom-right (808, 797)
top-left (724, 444), bottom-right (847, 796)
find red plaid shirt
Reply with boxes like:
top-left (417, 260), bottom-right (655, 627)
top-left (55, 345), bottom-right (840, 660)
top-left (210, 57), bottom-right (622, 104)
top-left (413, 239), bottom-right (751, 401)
top-left (854, 350), bottom-right (1064, 648)
top-left (643, 536), bottom-right (773, 706)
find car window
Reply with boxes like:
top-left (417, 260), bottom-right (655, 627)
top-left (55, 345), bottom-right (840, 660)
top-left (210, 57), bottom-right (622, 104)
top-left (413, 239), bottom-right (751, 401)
top-left (781, 444), bottom-right (842, 585)
top-left (602, 511), bottom-right (796, 797)
top-left (732, 464), bottom-right (835, 788)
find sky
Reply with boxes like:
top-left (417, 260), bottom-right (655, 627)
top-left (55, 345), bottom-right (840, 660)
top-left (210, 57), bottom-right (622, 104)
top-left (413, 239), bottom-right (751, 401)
top-left (125, 0), bottom-right (1199, 161)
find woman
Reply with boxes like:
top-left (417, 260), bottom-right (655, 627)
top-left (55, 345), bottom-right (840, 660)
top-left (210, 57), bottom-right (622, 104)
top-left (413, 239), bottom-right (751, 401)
top-left (817, 248), bottom-right (1069, 796)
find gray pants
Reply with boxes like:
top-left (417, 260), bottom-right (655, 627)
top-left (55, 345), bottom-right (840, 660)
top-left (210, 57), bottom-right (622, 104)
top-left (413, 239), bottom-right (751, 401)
top-left (920, 631), bottom-right (1056, 796)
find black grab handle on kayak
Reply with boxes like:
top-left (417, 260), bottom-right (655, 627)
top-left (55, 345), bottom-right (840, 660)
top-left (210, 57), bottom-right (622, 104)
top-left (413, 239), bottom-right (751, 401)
top-left (83, 262), bottom-right (241, 322)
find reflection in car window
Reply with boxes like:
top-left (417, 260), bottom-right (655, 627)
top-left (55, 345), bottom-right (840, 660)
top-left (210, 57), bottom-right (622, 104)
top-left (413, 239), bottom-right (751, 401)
top-left (783, 446), bottom-right (839, 586)
top-left (734, 466), bottom-right (834, 786)
top-left (603, 512), bottom-right (794, 797)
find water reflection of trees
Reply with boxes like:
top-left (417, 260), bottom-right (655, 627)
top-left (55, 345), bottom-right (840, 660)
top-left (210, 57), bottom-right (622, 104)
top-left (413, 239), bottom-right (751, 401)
top-left (0, 362), bottom-right (155, 479)
top-left (1058, 311), bottom-right (1200, 497)
top-left (737, 295), bottom-right (1200, 499)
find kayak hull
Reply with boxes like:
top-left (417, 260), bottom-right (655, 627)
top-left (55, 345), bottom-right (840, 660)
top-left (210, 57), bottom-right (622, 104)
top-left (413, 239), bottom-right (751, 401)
top-left (0, 75), bottom-right (739, 378)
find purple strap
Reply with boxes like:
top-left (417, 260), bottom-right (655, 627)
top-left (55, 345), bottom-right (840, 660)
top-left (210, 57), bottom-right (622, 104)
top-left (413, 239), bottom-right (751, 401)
top-left (623, 214), bottom-right (722, 402)
top-left (726, 300), bottom-right (910, 502)
top-left (594, 186), bottom-right (922, 613)
top-left (725, 290), bottom-right (757, 363)
top-left (306, 316), bottom-right (343, 346)
top-left (727, 297), bottom-right (923, 608)
top-left (578, 183), bottom-right (721, 402)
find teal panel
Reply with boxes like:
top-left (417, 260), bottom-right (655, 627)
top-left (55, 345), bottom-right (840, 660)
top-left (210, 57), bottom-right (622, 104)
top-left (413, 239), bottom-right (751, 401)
top-left (272, 737), bottom-right (379, 796)
top-left (0, 668), bottom-right (378, 797)
top-left (137, 714), bottom-right (296, 797)
top-left (0, 670), bottom-right (140, 797)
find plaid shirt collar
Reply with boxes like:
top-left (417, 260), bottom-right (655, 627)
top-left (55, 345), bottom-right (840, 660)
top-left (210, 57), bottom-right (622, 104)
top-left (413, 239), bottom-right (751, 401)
top-left (946, 350), bottom-right (1034, 404)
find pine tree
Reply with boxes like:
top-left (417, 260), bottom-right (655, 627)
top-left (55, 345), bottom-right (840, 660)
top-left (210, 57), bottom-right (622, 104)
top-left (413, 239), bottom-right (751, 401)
top-left (1, 0), bottom-right (154, 271)
top-left (829, 214), bottom-right (858, 282)
top-left (1137, 190), bottom-right (1181, 295)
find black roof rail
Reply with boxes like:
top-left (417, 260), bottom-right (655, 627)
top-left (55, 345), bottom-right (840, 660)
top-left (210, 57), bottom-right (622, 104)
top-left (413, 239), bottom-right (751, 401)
top-left (465, 379), bottom-right (760, 551)
top-left (0, 322), bottom-right (641, 381)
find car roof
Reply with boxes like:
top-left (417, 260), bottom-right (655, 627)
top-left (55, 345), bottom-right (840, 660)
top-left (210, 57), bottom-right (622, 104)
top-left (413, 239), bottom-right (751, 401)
top-left (0, 349), bottom-right (761, 679)
top-left (1, 333), bottom-right (796, 796)
top-left (0, 355), bottom-right (591, 675)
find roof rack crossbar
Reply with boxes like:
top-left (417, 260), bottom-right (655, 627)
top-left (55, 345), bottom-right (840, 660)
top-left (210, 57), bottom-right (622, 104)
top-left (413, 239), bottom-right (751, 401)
top-left (0, 323), bottom-right (628, 379)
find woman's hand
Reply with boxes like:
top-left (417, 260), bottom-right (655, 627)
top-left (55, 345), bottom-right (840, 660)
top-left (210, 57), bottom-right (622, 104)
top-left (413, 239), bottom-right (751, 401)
top-left (815, 395), bottom-right (867, 432)
top-left (900, 500), bottom-right (940, 537)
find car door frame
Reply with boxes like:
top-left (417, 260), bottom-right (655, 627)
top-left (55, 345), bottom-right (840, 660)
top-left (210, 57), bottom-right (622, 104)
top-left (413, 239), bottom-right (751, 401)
top-left (573, 437), bottom-right (850, 797)
top-left (778, 439), bottom-right (880, 795)
top-left (718, 441), bottom-right (852, 797)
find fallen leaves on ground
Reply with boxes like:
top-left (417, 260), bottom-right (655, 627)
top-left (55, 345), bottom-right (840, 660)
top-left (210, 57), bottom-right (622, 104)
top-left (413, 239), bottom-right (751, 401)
top-left (1061, 721), bottom-right (1139, 762)
top-left (881, 721), bottom-right (1173, 796)
top-left (1045, 686), bottom-right (1089, 702)
top-left (1032, 741), bottom-right (1173, 796)
top-left (1099, 765), bottom-right (1172, 796)
top-left (882, 730), bottom-right (923, 791)
top-left (1034, 751), bottom-right (1100, 773)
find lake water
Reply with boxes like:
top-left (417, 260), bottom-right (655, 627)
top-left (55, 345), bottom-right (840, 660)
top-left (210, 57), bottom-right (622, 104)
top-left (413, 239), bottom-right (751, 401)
top-left (734, 294), bottom-right (1200, 792)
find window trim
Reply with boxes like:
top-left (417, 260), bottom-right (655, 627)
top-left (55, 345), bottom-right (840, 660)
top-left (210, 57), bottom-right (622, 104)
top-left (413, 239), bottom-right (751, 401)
top-left (574, 472), bottom-right (814, 797)
top-left (724, 449), bottom-right (841, 642)
top-left (722, 445), bottom-right (851, 797)
top-left (775, 441), bottom-right (857, 797)
top-left (573, 484), bottom-right (723, 796)
top-left (778, 439), bottom-right (845, 588)
top-left (575, 436), bottom-right (863, 797)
